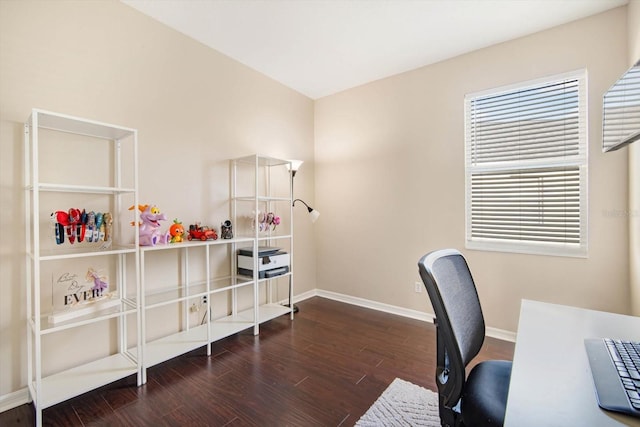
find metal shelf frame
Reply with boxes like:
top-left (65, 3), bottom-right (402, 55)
top-left (231, 154), bottom-right (295, 335)
top-left (24, 109), bottom-right (141, 427)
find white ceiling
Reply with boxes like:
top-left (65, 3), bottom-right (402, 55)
top-left (121, 0), bottom-right (628, 99)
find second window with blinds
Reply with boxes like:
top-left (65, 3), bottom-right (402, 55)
top-left (464, 70), bottom-right (588, 257)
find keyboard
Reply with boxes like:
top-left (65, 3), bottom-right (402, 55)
top-left (585, 338), bottom-right (640, 418)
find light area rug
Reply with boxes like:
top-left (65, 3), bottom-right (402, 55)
top-left (356, 378), bottom-right (441, 427)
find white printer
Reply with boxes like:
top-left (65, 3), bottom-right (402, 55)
top-left (237, 246), bottom-right (290, 278)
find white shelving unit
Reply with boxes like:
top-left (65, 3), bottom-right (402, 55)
top-left (139, 154), bottom-right (295, 380)
top-left (139, 236), bottom-right (255, 383)
top-left (231, 155), bottom-right (295, 330)
top-left (25, 123), bottom-right (296, 424)
top-left (24, 109), bottom-right (141, 426)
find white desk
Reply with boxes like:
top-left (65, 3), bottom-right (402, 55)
top-left (505, 299), bottom-right (640, 427)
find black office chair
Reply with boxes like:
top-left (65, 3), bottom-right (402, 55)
top-left (418, 249), bottom-right (512, 427)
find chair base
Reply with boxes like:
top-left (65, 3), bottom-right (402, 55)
top-left (439, 401), bottom-right (464, 427)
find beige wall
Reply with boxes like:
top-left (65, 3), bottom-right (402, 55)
top-left (1, 0), bottom-right (637, 409)
top-left (314, 7), bottom-right (630, 334)
top-left (0, 1), bottom-right (315, 399)
top-left (629, 1), bottom-right (640, 316)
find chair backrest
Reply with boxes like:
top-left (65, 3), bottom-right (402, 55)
top-left (418, 249), bottom-right (486, 411)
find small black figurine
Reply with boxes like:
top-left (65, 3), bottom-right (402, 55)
top-left (221, 220), bottom-right (233, 239)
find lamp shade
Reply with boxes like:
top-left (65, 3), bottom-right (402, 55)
top-left (309, 209), bottom-right (320, 223)
top-left (287, 160), bottom-right (304, 177)
top-left (293, 199), bottom-right (319, 223)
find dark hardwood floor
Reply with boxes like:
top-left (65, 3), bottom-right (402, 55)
top-left (1, 297), bottom-right (515, 426)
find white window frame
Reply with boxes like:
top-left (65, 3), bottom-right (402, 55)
top-left (464, 70), bottom-right (588, 257)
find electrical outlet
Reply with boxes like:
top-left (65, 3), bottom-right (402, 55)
top-left (415, 282), bottom-right (423, 293)
top-left (202, 295), bottom-right (207, 305)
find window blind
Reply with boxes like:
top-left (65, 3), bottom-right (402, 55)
top-left (602, 62), bottom-right (640, 152)
top-left (465, 71), bottom-right (587, 256)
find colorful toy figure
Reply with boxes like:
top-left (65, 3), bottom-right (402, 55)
top-left (221, 220), bottom-right (233, 239)
top-left (103, 212), bottom-right (113, 242)
top-left (67, 208), bottom-right (81, 244)
top-left (129, 204), bottom-right (170, 246)
top-left (169, 219), bottom-right (185, 243)
top-left (95, 212), bottom-right (104, 241)
top-left (87, 211), bottom-right (106, 243)
top-left (51, 209), bottom-right (112, 245)
top-left (86, 211), bottom-right (97, 242)
top-left (187, 223), bottom-right (218, 241)
top-left (52, 210), bottom-right (69, 244)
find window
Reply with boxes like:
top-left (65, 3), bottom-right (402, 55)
top-left (464, 70), bottom-right (588, 257)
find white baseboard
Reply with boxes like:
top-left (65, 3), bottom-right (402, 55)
top-left (315, 289), bottom-right (434, 322)
top-left (290, 289), bottom-right (318, 305)
top-left (486, 325), bottom-right (517, 342)
top-left (312, 289), bottom-right (517, 342)
top-left (0, 288), bottom-right (515, 414)
top-left (0, 388), bottom-right (30, 413)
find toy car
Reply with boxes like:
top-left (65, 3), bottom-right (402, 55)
top-left (187, 224), bottom-right (218, 241)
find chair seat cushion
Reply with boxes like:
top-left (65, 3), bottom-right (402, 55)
top-left (461, 360), bottom-right (513, 427)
